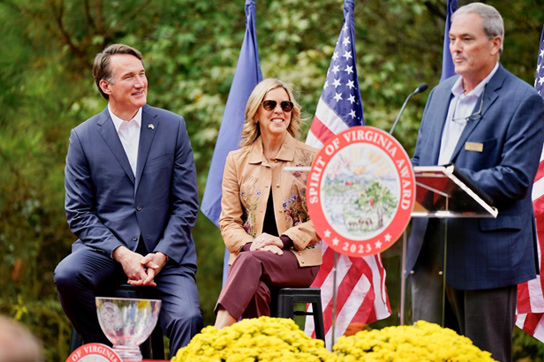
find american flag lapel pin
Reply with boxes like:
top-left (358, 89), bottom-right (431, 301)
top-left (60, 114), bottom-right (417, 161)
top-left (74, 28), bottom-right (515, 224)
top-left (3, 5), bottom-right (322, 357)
top-left (148, 124), bottom-right (155, 130)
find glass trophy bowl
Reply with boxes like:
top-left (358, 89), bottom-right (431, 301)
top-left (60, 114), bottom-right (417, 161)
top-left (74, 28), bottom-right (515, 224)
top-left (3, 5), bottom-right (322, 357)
top-left (96, 296), bottom-right (161, 361)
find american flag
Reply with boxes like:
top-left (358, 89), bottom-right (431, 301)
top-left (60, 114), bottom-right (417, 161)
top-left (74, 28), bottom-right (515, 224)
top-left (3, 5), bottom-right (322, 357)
top-left (515, 25), bottom-right (544, 341)
top-left (304, 0), bottom-right (391, 347)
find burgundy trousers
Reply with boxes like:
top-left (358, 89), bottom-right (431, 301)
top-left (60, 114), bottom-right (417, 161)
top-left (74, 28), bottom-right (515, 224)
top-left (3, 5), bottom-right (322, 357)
top-left (215, 250), bottom-right (319, 319)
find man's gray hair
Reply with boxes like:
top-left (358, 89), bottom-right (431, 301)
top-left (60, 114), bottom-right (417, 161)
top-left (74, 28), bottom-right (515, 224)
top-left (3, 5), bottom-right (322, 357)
top-left (453, 2), bottom-right (504, 55)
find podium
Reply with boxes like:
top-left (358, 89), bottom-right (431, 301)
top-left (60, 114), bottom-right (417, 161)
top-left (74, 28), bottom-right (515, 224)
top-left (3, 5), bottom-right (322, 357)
top-left (400, 163), bottom-right (497, 325)
top-left (411, 164), bottom-right (497, 218)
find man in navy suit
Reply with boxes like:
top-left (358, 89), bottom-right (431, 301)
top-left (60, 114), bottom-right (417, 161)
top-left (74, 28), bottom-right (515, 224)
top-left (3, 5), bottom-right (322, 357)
top-left (406, 3), bottom-right (544, 362)
top-left (54, 44), bottom-right (203, 354)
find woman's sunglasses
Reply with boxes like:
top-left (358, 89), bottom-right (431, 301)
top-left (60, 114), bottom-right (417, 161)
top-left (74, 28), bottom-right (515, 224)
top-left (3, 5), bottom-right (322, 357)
top-left (261, 100), bottom-right (294, 112)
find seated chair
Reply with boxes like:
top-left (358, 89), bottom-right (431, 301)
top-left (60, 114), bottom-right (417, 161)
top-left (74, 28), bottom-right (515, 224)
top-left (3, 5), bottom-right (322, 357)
top-left (271, 287), bottom-right (325, 346)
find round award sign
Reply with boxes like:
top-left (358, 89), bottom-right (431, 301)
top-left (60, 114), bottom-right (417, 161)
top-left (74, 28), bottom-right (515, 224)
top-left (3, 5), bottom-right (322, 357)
top-left (307, 126), bottom-right (415, 257)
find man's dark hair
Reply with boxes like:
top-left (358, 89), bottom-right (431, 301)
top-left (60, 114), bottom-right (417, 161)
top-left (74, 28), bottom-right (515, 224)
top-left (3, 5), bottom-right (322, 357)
top-left (92, 44), bottom-right (143, 100)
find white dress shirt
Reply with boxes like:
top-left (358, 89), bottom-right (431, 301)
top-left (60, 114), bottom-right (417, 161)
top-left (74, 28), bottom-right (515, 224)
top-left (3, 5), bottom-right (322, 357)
top-left (438, 63), bottom-right (499, 165)
top-left (109, 106), bottom-right (142, 175)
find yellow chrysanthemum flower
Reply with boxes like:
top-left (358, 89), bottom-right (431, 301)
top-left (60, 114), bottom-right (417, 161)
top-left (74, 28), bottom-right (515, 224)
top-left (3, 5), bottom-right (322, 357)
top-left (171, 317), bottom-right (497, 362)
top-left (172, 316), bottom-right (328, 362)
top-left (328, 320), bottom-right (498, 362)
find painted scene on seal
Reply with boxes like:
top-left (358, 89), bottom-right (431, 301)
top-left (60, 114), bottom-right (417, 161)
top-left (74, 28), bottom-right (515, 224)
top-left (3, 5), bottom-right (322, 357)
top-left (321, 143), bottom-right (400, 240)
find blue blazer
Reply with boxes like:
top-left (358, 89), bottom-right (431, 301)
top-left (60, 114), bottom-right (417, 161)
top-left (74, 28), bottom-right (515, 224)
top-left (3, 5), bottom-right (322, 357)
top-left (407, 65), bottom-right (544, 290)
top-left (65, 104), bottom-right (199, 268)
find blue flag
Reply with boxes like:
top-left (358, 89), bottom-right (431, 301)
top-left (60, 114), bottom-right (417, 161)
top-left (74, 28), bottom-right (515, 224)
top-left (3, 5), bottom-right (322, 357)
top-left (440, 0), bottom-right (458, 82)
top-left (201, 0), bottom-right (262, 283)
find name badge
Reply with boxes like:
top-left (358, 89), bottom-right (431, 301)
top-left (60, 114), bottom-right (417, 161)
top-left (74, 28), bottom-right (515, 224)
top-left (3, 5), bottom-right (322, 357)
top-left (465, 142), bottom-right (483, 152)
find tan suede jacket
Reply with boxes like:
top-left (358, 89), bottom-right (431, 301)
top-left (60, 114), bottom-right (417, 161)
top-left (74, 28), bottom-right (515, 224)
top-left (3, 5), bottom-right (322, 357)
top-left (219, 133), bottom-right (322, 267)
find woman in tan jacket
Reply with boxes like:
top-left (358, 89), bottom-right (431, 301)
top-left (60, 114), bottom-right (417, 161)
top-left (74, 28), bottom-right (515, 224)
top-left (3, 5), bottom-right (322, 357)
top-left (214, 78), bottom-right (322, 328)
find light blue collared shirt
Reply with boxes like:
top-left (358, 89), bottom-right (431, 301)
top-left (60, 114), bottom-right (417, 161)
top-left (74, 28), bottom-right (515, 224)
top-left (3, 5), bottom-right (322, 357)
top-left (438, 63), bottom-right (499, 165)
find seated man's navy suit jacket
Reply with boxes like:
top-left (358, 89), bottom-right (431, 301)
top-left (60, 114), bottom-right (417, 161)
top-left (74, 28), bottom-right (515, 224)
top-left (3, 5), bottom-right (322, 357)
top-left (65, 104), bottom-right (199, 269)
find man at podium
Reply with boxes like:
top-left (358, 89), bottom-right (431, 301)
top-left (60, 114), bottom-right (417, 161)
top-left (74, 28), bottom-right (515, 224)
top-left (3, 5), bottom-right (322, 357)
top-left (406, 3), bottom-right (544, 362)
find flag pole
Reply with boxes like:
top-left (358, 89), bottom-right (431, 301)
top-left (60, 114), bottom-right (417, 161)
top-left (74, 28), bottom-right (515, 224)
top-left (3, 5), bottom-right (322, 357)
top-left (400, 231), bottom-right (407, 325)
top-left (331, 251), bottom-right (338, 345)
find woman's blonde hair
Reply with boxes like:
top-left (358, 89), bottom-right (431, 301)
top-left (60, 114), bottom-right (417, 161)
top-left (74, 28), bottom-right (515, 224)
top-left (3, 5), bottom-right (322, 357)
top-left (240, 78), bottom-right (302, 148)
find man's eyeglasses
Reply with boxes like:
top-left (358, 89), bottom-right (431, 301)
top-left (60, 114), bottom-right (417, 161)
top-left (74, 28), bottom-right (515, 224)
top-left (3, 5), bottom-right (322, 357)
top-left (452, 86), bottom-right (485, 124)
top-left (262, 100), bottom-right (294, 112)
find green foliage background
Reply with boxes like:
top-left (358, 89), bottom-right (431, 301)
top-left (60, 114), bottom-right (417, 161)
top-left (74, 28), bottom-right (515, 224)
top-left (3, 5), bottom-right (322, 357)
top-left (0, 0), bottom-right (542, 360)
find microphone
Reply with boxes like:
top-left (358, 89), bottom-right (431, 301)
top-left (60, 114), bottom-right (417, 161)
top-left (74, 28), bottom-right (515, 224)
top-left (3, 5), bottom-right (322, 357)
top-left (389, 83), bottom-right (428, 135)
